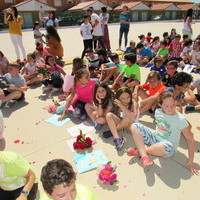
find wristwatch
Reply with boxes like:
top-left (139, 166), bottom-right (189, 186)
top-left (21, 190), bottom-right (30, 196)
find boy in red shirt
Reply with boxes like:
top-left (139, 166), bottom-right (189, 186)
top-left (134, 71), bottom-right (166, 113)
top-left (169, 34), bottom-right (182, 61)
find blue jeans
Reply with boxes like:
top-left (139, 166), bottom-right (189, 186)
top-left (119, 27), bottom-right (129, 47)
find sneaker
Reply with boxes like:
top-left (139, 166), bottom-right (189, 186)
top-left (185, 105), bottom-right (195, 112)
top-left (102, 130), bottom-right (113, 138)
top-left (141, 156), bottom-right (154, 170)
top-left (116, 48), bottom-right (121, 51)
top-left (72, 107), bottom-right (81, 118)
top-left (79, 113), bottom-right (87, 120)
top-left (127, 147), bottom-right (139, 156)
top-left (94, 122), bottom-right (104, 130)
top-left (50, 88), bottom-right (61, 95)
top-left (113, 137), bottom-right (124, 150)
top-left (5, 100), bottom-right (17, 107)
top-left (42, 87), bottom-right (51, 92)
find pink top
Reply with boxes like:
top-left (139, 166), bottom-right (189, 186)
top-left (71, 79), bottom-right (95, 106)
top-left (48, 64), bottom-right (62, 77)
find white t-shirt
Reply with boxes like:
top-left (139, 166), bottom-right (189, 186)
top-left (25, 63), bottom-right (37, 75)
top-left (183, 17), bottom-right (191, 31)
top-left (80, 23), bottom-right (93, 40)
top-left (99, 13), bottom-right (109, 25)
top-left (191, 50), bottom-right (200, 66)
top-left (191, 78), bottom-right (200, 95)
top-left (155, 108), bottom-right (189, 150)
top-left (33, 29), bottom-right (42, 44)
top-left (91, 13), bottom-right (103, 36)
top-left (44, 17), bottom-right (58, 27)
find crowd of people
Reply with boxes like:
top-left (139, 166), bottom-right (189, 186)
top-left (0, 5), bottom-right (200, 200)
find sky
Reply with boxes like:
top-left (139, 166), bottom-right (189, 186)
top-left (191, 0), bottom-right (200, 3)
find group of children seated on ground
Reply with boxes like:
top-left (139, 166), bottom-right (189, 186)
top-left (0, 30), bottom-right (200, 185)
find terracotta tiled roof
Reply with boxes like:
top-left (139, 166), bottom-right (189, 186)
top-left (177, 3), bottom-right (196, 10)
top-left (14, 0), bottom-right (53, 7)
top-left (114, 2), bottom-right (142, 10)
top-left (69, 0), bottom-right (98, 10)
top-left (151, 3), bottom-right (176, 10)
top-left (15, 0), bottom-right (32, 7)
top-left (144, 0), bottom-right (193, 3)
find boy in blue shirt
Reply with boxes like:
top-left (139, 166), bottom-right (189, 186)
top-left (136, 43), bottom-right (153, 65)
top-left (150, 56), bottom-right (166, 78)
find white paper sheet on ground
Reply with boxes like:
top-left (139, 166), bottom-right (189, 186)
top-left (183, 64), bottom-right (195, 73)
top-left (66, 134), bottom-right (96, 152)
top-left (66, 121), bottom-right (94, 137)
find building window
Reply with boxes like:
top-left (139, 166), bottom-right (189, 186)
top-left (5, 0), bottom-right (13, 3)
top-left (54, 0), bottom-right (61, 7)
top-left (67, 0), bottom-right (73, 3)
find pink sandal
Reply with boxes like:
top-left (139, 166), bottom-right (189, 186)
top-left (141, 156), bottom-right (154, 169)
top-left (127, 147), bottom-right (139, 156)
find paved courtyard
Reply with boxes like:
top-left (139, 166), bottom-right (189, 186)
top-left (0, 21), bottom-right (200, 200)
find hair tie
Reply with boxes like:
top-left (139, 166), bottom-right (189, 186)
top-left (117, 86), bottom-right (129, 91)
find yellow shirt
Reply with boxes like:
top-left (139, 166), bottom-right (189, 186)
top-left (8, 15), bottom-right (23, 35)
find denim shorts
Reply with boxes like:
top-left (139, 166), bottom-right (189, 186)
top-left (133, 123), bottom-right (175, 158)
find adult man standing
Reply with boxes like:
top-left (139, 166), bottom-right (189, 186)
top-left (87, 9), bottom-right (106, 51)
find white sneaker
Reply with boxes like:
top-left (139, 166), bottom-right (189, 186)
top-left (50, 88), bottom-right (60, 94)
top-left (42, 87), bottom-right (51, 92)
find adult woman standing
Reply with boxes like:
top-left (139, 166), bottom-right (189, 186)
top-left (182, 8), bottom-right (193, 39)
top-left (39, 10), bottom-right (59, 30)
top-left (118, 6), bottom-right (131, 50)
top-left (3, 6), bottom-right (26, 62)
top-left (99, 7), bottom-right (111, 52)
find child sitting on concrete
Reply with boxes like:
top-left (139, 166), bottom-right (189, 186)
top-left (135, 71), bottom-right (166, 114)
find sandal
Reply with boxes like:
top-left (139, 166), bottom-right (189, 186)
top-left (127, 147), bottom-right (139, 156)
top-left (141, 156), bottom-right (154, 170)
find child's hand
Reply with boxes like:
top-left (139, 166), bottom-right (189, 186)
top-left (96, 93), bottom-right (102, 104)
top-left (114, 99), bottom-right (123, 108)
top-left (185, 160), bottom-right (199, 175)
top-left (9, 84), bottom-right (16, 90)
top-left (58, 113), bottom-right (66, 121)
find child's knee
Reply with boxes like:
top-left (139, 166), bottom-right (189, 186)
top-left (105, 112), bottom-right (113, 120)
